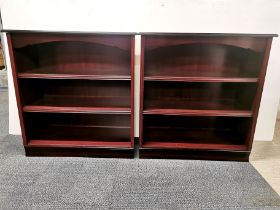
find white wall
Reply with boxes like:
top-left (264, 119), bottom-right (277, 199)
top-left (1, 0), bottom-right (280, 140)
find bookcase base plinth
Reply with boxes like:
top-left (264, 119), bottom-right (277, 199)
top-left (139, 148), bottom-right (250, 162)
top-left (25, 146), bottom-right (134, 158)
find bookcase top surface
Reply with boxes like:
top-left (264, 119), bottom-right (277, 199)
top-left (2, 29), bottom-right (278, 37)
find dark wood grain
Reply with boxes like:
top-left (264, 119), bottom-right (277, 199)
top-left (9, 32), bottom-right (134, 157)
top-left (139, 36), bottom-right (145, 147)
top-left (25, 146), bottom-right (134, 158)
top-left (18, 73), bottom-right (131, 80)
top-left (23, 106), bottom-right (131, 114)
top-left (142, 142), bottom-right (246, 151)
top-left (7, 34), bottom-right (28, 145)
top-left (139, 35), bottom-right (273, 161)
top-left (139, 148), bottom-right (250, 161)
top-left (247, 38), bottom-right (273, 150)
top-left (28, 140), bottom-right (131, 148)
top-left (144, 76), bottom-right (258, 83)
top-left (143, 109), bottom-right (252, 117)
top-left (130, 36), bottom-right (135, 147)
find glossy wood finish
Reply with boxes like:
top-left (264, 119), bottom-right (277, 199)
top-left (140, 35), bottom-right (274, 161)
top-left (247, 38), bottom-right (273, 150)
top-left (8, 32), bottom-right (134, 158)
top-left (7, 34), bottom-right (28, 146)
top-left (143, 109), bottom-right (252, 117)
top-left (28, 140), bottom-right (131, 148)
top-left (144, 76), bottom-right (258, 83)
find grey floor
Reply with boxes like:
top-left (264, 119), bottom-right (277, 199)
top-left (1, 89), bottom-right (280, 210)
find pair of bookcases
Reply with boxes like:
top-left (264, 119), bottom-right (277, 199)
top-left (7, 31), bottom-right (275, 161)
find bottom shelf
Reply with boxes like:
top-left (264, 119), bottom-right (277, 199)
top-left (28, 140), bottom-right (131, 148)
top-left (28, 124), bottom-right (131, 143)
top-left (142, 141), bottom-right (247, 151)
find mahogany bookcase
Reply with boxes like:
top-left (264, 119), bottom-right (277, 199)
top-left (7, 31), bottom-right (135, 158)
top-left (139, 34), bottom-right (276, 161)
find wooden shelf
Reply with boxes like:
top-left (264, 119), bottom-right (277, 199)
top-left (144, 66), bottom-right (260, 83)
top-left (144, 76), bottom-right (258, 83)
top-left (23, 105), bottom-right (131, 114)
top-left (22, 94), bottom-right (131, 114)
top-left (144, 98), bottom-right (252, 113)
top-left (142, 141), bottom-right (247, 151)
top-left (28, 124), bottom-right (131, 143)
top-left (18, 73), bottom-right (131, 80)
top-left (28, 140), bottom-right (131, 148)
top-left (143, 109), bottom-right (252, 117)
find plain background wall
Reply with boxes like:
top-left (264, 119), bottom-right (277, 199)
top-left (1, 0), bottom-right (280, 140)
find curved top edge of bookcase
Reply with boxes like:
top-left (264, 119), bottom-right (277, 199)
top-left (8, 33), bottom-right (133, 50)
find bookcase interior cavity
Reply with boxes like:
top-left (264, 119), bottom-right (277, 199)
top-left (144, 81), bottom-right (257, 113)
top-left (19, 79), bottom-right (131, 112)
top-left (25, 112), bottom-right (131, 147)
top-left (142, 115), bottom-right (251, 150)
top-left (13, 34), bottom-right (131, 79)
